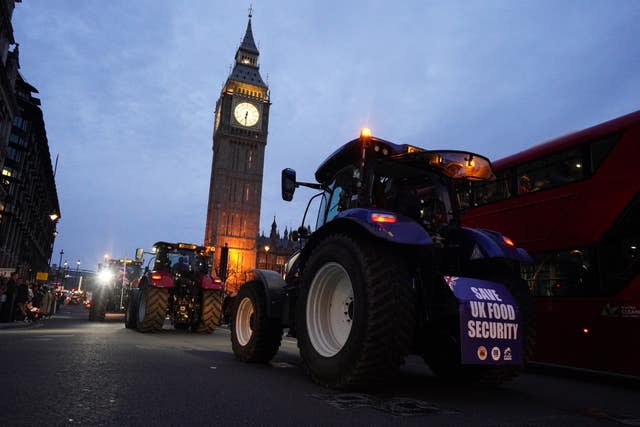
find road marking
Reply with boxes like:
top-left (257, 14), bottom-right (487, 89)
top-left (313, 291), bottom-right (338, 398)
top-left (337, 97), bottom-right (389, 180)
top-left (311, 393), bottom-right (462, 417)
top-left (582, 408), bottom-right (640, 426)
top-left (271, 362), bottom-right (296, 368)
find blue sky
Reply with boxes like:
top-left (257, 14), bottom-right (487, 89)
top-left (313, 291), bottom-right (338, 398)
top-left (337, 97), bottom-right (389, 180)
top-left (12, 0), bottom-right (640, 270)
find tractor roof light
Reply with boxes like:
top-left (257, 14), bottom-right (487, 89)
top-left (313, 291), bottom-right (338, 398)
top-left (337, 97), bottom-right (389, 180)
top-left (371, 213), bottom-right (397, 224)
top-left (359, 127), bottom-right (372, 142)
top-left (502, 236), bottom-right (515, 247)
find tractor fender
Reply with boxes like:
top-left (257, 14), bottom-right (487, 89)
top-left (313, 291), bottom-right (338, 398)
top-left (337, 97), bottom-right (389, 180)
top-left (291, 212), bottom-right (432, 281)
top-left (247, 269), bottom-right (287, 319)
top-left (334, 208), bottom-right (433, 246)
top-left (199, 274), bottom-right (224, 290)
top-left (145, 271), bottom-right (174, 288)
top-left (448, 227), bottom-right (532, 264)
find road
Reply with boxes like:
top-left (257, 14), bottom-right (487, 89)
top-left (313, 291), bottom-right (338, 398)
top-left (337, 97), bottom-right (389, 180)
top-left (1, 304), bottom-right (638, 426)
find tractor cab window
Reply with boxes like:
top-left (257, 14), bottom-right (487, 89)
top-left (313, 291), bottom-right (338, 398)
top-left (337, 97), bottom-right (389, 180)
top-left (372, 162), bottom-right (454, 232)
top-left (155, 249), bottom-right (208, 274)
top-left (323, 166), bottom-right (358, 225)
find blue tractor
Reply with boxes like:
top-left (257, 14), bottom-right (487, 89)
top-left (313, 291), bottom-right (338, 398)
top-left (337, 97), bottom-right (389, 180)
top-left (230, 129), bottom-right (534, 388)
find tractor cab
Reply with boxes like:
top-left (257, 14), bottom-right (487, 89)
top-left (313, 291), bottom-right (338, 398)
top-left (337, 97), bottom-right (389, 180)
top-left (286, 129), bottom-right (496, 237)
top-left (152, 242), bottom-right (212, 279)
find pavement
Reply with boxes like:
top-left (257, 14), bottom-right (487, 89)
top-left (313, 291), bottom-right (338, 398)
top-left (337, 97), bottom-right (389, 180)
top-left (0, 319), bottom-right (45, 329)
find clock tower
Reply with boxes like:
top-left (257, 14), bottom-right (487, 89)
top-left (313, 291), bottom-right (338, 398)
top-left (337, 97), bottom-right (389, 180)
top-left (204, 11), bottom-right (270, 290)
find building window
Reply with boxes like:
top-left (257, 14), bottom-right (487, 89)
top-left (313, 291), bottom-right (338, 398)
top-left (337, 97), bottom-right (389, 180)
top-left (247, 150), bottom-right (254, 171)
top-left (244, 184), bottom-right (251, 202)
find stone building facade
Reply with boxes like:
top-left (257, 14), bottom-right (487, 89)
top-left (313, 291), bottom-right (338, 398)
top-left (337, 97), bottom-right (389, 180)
top-left (0, 0), bottom-right (20, 204)
top-left (0, 73), bottom-right (59, 279)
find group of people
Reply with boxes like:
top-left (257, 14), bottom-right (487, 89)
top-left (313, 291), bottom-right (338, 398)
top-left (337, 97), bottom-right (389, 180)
top-left (0, 272), bottom-right (59, 323)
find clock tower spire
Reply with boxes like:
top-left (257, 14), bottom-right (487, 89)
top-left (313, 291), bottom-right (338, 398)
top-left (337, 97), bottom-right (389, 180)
top-left (204, 12), bottom-right (271, 291)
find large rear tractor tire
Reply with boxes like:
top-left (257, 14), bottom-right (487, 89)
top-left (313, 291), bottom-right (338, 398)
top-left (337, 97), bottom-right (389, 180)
top-left (89, 288), bottom-right (107, 321)
top-left (136, 287), bottom-right (168, 333)
top-left (124, 289), bottom-right (139, 329)
top-left (231, 281), bottom-right (283, 362)
top-left (296, 234), bottom-right (416, 389)
top-left (192, 289), bottom-right (224, 334)
top-left (423, 260), bottom-right (535, 385)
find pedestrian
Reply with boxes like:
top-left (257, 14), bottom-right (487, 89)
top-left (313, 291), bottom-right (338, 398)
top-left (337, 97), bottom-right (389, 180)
top-left (1, 272), bottom-right (18, 322)
top-left (14, 275), bottom-right (29, 322)
top-left (41, 286), bottom-right (54, 319)
top-left (0, 276), bottom-right (7, 320)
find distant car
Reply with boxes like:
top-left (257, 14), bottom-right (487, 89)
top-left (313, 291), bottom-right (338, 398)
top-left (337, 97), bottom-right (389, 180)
top-left (68, 292), bottom-right (83, 305)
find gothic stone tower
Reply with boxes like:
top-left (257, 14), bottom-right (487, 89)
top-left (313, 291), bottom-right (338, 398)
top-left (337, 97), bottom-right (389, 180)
top-left (204, 13), bottom-right (270, 290)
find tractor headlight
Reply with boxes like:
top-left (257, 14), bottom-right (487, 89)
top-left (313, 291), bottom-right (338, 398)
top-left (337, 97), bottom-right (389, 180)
top-left (98, 270), bottom-right (114, 284)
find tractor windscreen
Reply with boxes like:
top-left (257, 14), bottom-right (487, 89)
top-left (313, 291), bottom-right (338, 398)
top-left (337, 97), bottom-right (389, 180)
top-left (371, 161), bottom-right (455, 232)
top-left (155, 248), bottom-right (209, 275)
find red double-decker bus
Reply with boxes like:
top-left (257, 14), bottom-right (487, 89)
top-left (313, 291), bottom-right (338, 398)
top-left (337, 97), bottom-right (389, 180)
top-left (460, 110), bottom-right (640, 377)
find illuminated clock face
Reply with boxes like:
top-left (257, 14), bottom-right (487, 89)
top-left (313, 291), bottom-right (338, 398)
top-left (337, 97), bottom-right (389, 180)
top-left (234, 102), bottom-right (260, 127)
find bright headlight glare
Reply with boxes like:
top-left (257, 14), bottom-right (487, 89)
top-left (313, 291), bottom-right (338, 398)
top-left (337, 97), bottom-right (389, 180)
top-left (98, 270), bottom-right (114, 284)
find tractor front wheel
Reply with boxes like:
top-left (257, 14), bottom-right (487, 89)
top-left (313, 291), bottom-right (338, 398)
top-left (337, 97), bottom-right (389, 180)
top-left (124, 289), bottom-right (139, 329)
top-left (296, 234), bottom-right (415, 389)
top-left (231, 281), bottom-right (283, 362)
top-left (89, 288), bottom-right (107, 321)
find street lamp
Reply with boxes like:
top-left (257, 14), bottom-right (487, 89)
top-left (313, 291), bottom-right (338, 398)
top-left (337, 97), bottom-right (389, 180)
top-left (49, 212), bottom-right (59, 222)
top-left (76, 260), bottom-right (82, 291)
top-left (264, 245), bottom-right (270, 269)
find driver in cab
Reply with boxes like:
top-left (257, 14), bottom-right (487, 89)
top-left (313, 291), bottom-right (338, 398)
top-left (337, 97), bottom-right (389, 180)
top-left (171, 256), bottom-right (190, 274)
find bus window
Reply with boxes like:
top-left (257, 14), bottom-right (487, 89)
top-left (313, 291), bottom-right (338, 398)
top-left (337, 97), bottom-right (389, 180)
top-left (516, 148), bottom-right (585, 194)
top-left (468, 171), bottom-right (512, 207)
top-left (596, 194), bottom-right (640, 296)
top-left (522, 249), bottom-right (597, 297)
top-left (590, 133), bottom-right (620, 173)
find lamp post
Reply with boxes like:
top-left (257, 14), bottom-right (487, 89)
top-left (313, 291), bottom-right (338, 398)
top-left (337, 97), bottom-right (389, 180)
top-left (76, 260), bottom-right (82, 291)
top-left (63, 260), bottom-right (68, 289)
top-left (57, 249), bottom-right (64, 280)
top-left (47, 212), bottom-right (59, 276)
top-left (264, 245), bottom-right (270, 270)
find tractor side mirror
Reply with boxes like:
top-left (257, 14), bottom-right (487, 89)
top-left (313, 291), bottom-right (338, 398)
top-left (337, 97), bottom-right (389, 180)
top-left (135, 248), bottom-right (144, 262)
top-left (282, 168), bottom-right (297, 201)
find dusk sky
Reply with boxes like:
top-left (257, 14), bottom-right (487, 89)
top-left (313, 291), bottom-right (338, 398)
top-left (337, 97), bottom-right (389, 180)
top-left (12, 1), bottom-right (640, 271)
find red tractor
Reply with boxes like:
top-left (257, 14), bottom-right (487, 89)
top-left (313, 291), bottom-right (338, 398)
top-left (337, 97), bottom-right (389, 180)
top-left (125, 242), bottom-right (224, 333)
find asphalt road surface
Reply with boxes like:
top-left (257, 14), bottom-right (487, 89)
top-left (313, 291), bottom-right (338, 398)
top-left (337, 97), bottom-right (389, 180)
top-left (1, 304), bottom-right (638, 426)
